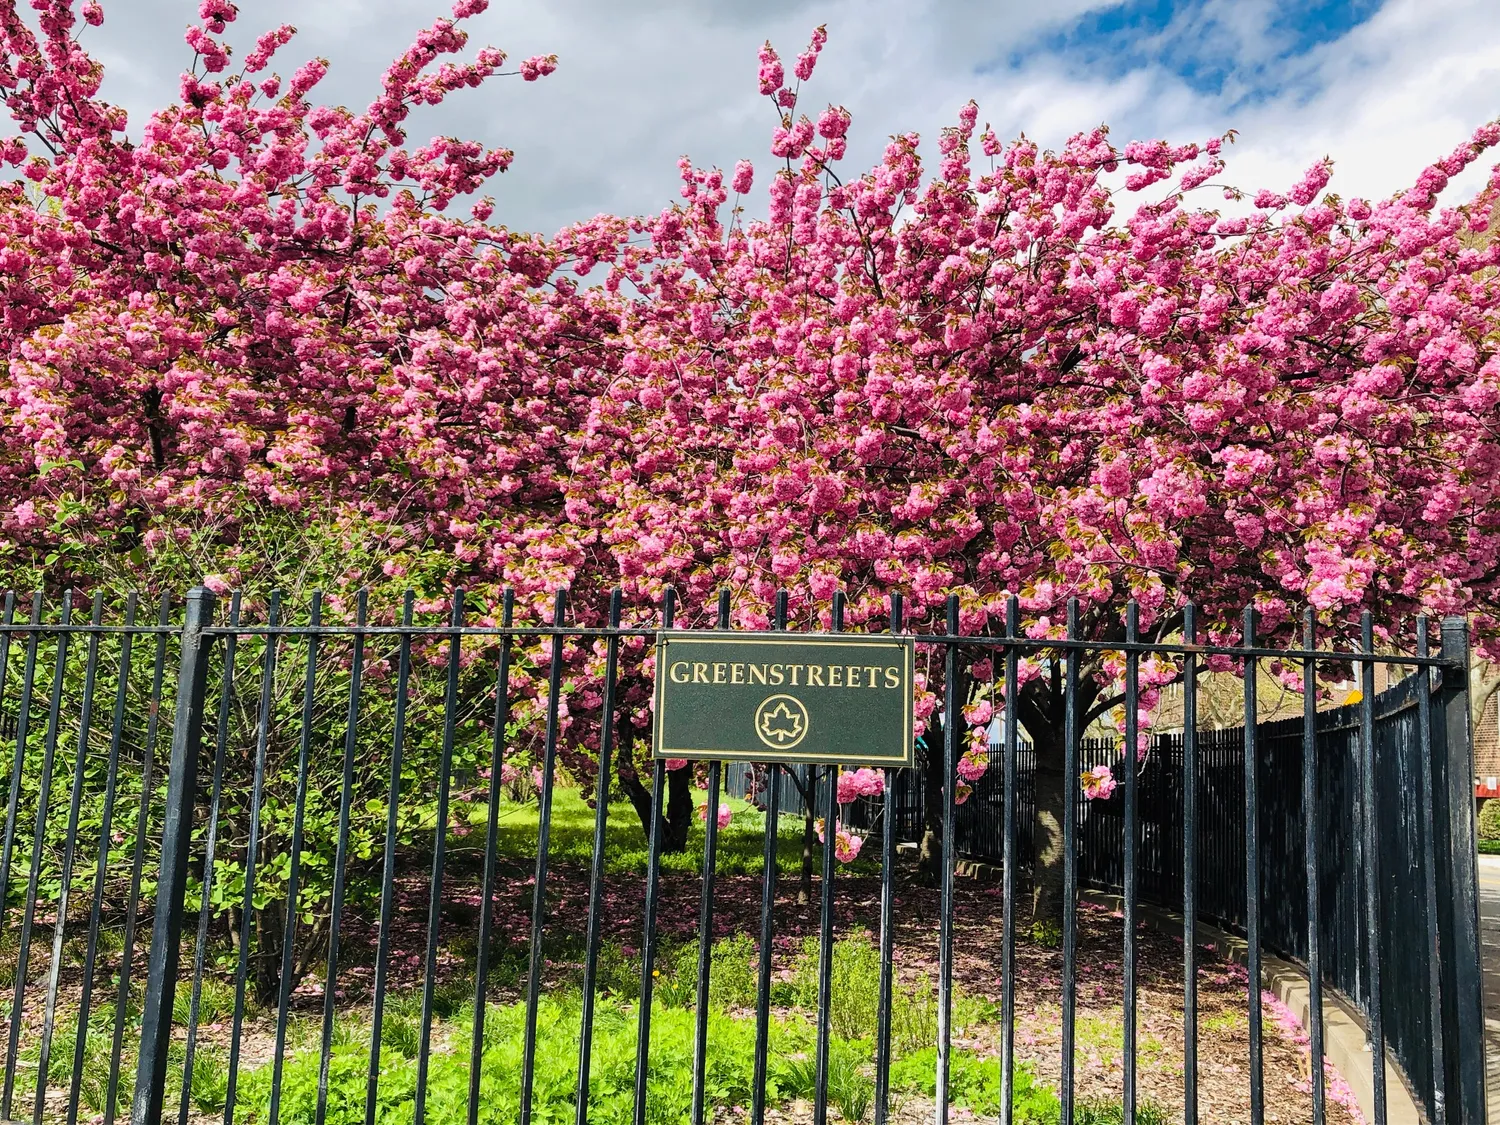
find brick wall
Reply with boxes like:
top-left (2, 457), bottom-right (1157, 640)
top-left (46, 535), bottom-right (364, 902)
top-left (1476, 685), bottom-right (1500, 782)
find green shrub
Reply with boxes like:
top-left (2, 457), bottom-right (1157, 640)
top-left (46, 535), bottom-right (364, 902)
top-left (174, 975), bottom-right (235, 1028)
top-left (1075, 1097), bottom-right (1169, 1125)
top-left (650, 944), bottom-right (699, 1009)
top-left (77, 1042), bottom-right (129, 1116)
top-left (888, 1048), bottom-right (1060, 1122)
top-left (15, 1007), bottom-right (135, 1114)
top-left (483, 936), bottom-right (535, 992)
top-left (772, 1052), bottom-right (820, 1101)
top-left (779, 931), bottom-right (993, 1053)
top-left (329, 1015), bottom-right (363, 1049)
top-left (708, 934), bottom-right (757, 1010)
top-left (20, 1015), bottom-right (80, 1087)
top-left (785, 930), bottom-right (882, 1041)
top-left (237, 994), bottom-right (819, 1125)
top-left (888, 975), bottom-right (937, 1058)
top-left (825, 1041), bottom-right (874, 1123)
top-left (189, 1048), bottom-right (231, 1114)
top-left (1031, 918), bottom-right (1064, 948)
top-left (0, 927), bottom-right (19, 990)
top-left (583, 939), bottom-right (642, 1001)
top-left (380, 1013), bottom-right (422, 1060)
top-left (636, 935), bottom-right (757, 1012)
top-left (881, 970), bottom-right (994, 1058)
top-left (444, 978), bottom-right (479, 1019)
top-left (1480, 799), bottom-right (1500, 841)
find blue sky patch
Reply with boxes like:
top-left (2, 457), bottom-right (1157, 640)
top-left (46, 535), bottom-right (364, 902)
top-left (1001, 0), bottom-right (1385, 105)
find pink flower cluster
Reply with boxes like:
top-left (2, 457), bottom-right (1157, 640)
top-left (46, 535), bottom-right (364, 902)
top-left (1081, 766), bottom-right (1117, 801)
top-left (697, 801), bottom-right (732, 829)
top-left (835, 767), bottom-right (884, 803)
top-left (814, 817), bottom-right (863, 863)
top-left (957, 747), bottom-right (989, 783)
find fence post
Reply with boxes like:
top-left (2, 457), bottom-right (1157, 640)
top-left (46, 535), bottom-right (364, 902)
top-left (132, 588), bottom-right (217, 1125)
top-left (1436, 616), bottom-right (1486, 1124)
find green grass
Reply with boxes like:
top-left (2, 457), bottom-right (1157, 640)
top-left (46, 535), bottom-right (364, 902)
top-left (12, 929), bottom-right (1151, 1125)
top-left (239, 988), bottom-right (1071, 1125)
top-left (1478, 838), bottom-right (1500, 855)
top-left (240, 993), bottom-right (818, 1125)
top-left (1200, 1008), bottom-right (1244, 1036)
top-left (470, 786), bottom-right (879, 876)
top-left (889, 1048), bottom-right (1061, 1122)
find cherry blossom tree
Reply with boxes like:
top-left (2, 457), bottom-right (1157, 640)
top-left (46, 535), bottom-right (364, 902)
top-left (572, 30), bottom-right (1500, 915)
top-left (0, 0), bottom-right (614, 605)
top-left (0, 0), bottom-right (631, 993)
top-left (8, 3), bottom-right (1500, 925)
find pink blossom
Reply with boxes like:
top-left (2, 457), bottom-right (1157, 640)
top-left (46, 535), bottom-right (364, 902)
top-left (836, 767), bottom-right (885, 803)
top-left (816, 106), bottom-right (849, 141)
top-left (957, 749), bottom-right (988, 783)
top-left (698, 801), bottom-right (732, 829)
top-left (519, 54), bottom-right (558, 82)
top-left (0, 17), bottom-right (1496, 873)
top-left (814, 817), bottom-right (864, 862)
top-left (665, 758), bottom-right (688, 771)
top-left (1082, 766), bottom-right (1117, 801)
top-left (198, 0), bottom-right (237, 30)
top-left (834, 826), bottom-right (862, 862)
top-left (793, 27), bottom-right (826, 82)
top-left (289, 58), bottom-right (327, 99)
top-left (757, 43), bottom-right (784, 95)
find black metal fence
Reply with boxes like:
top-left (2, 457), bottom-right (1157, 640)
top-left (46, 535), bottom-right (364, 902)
top-left (0, 587), bottom-right (1485, 1125)
top-left (897, 666), bottom-right (1483, 1125)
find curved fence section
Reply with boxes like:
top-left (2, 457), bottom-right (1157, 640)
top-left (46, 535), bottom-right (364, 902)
top-left (911, 658), bottom-right (1484, 1124)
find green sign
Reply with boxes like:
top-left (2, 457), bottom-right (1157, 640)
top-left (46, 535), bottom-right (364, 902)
top-left (652, 632), bottom-right (916, 767)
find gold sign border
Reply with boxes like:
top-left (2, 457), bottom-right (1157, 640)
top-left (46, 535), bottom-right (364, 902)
top-left (651, 631), bottom-right (916, 768)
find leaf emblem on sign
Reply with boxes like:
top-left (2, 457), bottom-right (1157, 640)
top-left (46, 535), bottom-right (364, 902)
top-left (754, 694), bottom-right (809, 750)
top-left (760, 702), bottom-right (802, 742)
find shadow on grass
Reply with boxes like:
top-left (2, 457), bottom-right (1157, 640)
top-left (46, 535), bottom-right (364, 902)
top-left (461, 785), bottom-right (881, 876)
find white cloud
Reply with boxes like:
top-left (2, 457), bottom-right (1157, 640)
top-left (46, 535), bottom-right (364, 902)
top-left (73, 0), bottom-right (1500, 236)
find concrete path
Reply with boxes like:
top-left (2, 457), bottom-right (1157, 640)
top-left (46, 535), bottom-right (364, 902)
top-left (1476, 855), bottom-right (1500, 1121)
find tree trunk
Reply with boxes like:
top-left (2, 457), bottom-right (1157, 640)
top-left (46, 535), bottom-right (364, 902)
top-left (785, 766), bottom-right (811, 904)
top-left (250, 899), bottom-right (329, 1008)
top-left (800, 808), bottom-right (815, 905)
top-left (616, 717), bottom-right (695, 853)
top-left (1030, 722), bottom-right (1066, 926)
top-left (1016, 660), bottom-right (1100, 934)
top-left (916, 719), bottom-right (946, 884)
top-left (252, 902), bottom-right (282, 1007)
top-left (664, 766), bottom-right (694, 852)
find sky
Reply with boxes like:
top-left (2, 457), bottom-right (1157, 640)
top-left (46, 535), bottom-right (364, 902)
top-left (81, 0), bottom-right (1500, 236)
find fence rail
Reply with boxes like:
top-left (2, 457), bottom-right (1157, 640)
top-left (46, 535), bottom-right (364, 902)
top-left (0, 586), bottom-right (1485, 1125)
